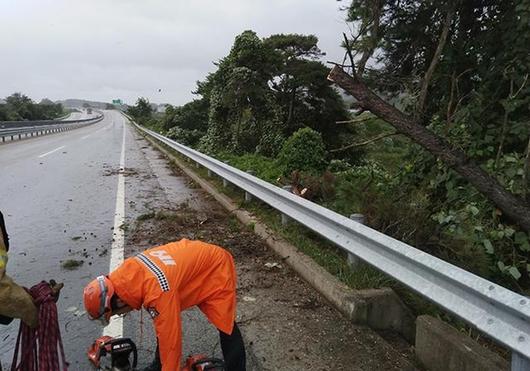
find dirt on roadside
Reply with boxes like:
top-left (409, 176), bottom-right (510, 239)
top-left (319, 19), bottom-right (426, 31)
top-left (126, 192), bottom-right (419, 370)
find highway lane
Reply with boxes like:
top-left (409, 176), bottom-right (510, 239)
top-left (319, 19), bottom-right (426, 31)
top-left (0, 111), bottom-right (125, 369)
top-left (0, 111), bottom-right (222, 370)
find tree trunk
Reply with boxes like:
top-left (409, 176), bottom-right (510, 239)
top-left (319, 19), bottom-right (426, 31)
top-left (328, 65), bottom-right (530, 232)
top-left (524, 135), bottom-right (530, 202)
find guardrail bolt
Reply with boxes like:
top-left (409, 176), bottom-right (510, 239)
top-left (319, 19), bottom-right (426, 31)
top-left (347, 213), bottom-right (366, 268)
top-left (281, 186), bottom-right (293, 225)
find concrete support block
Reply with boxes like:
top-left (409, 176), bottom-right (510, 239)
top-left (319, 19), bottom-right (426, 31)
top-left (415, 315), bottom-right (509, 371)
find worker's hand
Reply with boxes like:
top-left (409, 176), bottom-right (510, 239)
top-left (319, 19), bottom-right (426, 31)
top-left (48, 280), bottom-right (64, 302)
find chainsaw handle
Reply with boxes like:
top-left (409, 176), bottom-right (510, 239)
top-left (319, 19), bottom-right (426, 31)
top-left (109, 337), bottom-right (138, 369)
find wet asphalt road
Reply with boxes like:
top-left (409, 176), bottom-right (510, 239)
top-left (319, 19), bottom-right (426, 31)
top-left (0, 111), bottom-right (224, 370)
top-left (0, 111), bottom-right (127, 369)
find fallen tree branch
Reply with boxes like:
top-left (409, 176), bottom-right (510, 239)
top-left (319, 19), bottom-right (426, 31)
top-left (327, 65), bottom-right (530, 232)
top-left (330, 132), bottom-right (398, 152)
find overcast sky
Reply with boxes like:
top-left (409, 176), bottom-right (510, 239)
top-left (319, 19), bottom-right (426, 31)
top-left (0, 1), bottom-right (351, 106)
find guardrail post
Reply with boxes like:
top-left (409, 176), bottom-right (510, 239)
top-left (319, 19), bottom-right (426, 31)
top-left (2, 136), bottom-right (4, 142)
top-left (244, 170), bottom-right (255, 202)
top-left (222, 179), bottom-right (229, 188)
top-left (195, 162), bottom-right (200, 169)
top-left (18, 134), bottom-right (21, 139)
top-left (347, 213), bottom-right (366, 268)
top-left (11, 135), bottom-right (14, 140)
top-left (207, 169), bottom-right (213, 177)
top-left (281, 186), bottom-right (293, 225)
top-left (512, 352), bottom-right (530, 371)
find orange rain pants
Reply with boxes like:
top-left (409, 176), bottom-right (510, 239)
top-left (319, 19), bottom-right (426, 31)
top-left (109, 239), bottom-right (237, 371)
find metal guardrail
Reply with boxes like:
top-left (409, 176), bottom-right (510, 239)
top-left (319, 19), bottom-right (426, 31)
top-left (0, 114), bottom-right (103, 143)
top-left (132, 122), bottom-right (530, 369)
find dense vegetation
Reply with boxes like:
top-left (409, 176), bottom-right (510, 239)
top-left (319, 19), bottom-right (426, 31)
top-left (129, 1), bottom-right (530, 294)
top-left (0, 93), bottom-right (64, 121)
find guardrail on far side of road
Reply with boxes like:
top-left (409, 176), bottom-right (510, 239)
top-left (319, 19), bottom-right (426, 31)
top-left (0, 113), bottom-right (104, 143)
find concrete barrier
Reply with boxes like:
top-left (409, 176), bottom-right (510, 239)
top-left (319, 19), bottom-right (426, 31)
top-left (415, 315), bottom-right (508, 371)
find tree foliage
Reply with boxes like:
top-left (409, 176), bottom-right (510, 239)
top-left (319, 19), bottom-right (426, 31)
top-left (277, 128), bottom-right (328, 175)
top-left (333, 0), bottom-right (530, 289)
top-left (0, 93), bottom-right (63, 121)
top-left (127, 97), bottom-right (154, 124)
top-left (155, 30), bottom-right (360, 160)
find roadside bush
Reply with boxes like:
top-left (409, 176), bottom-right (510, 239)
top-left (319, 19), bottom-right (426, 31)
top-left (217, 152), bottom-right (282, 183)
top-left (276, 128), bottom-right (328, 176)
top-left (166, 127), bottom-right (204, 147)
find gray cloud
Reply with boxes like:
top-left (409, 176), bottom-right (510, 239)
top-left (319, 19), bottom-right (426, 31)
top-left (0, 0), bottom-right (350, 105)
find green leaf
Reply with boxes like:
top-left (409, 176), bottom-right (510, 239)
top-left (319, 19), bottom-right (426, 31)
top-left (508, 266), bottom-right (521, 280)
top-left (469, 206), bottom-right (479, 216)
top-left (483, 239), bottom-right (494, 254)
top-left (515, 232), bottom-right (528, 244)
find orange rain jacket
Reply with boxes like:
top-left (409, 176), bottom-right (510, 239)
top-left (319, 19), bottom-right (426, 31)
top-left (109, 239), bottom-right (237, 371)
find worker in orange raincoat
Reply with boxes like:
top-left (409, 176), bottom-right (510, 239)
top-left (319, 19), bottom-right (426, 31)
top-left (83, 239), bottom-right (246, 371)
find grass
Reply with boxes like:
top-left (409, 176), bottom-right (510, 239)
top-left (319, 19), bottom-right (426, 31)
top-left (137, 212), bottom-right (155, 221)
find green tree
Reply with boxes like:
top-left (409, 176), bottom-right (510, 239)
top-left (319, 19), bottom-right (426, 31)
top-left (330, 0), bottom-right (530, 286)
top-left (127, 97), bottom-right (153, 124)
top-left (0, 93), bottom-right (63, 121)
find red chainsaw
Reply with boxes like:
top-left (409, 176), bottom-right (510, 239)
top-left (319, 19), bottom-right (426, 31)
top-left (88, 336), bottom-right (225, 370)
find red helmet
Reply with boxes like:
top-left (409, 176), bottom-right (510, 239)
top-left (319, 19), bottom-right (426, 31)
top-left (83, 275), bottom-right (114, 323)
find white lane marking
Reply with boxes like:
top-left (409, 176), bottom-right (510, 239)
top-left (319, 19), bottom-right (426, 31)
top-left (81, 135), bottom-right (91, 140)
top-left (37, 145), bottom-right (65, 158)
top-left (103, 119), bottom-right (126, 338)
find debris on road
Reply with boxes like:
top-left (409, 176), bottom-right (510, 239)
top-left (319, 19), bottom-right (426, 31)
top-left (264, 262), bottom-right (282, 269)
top-left (61, 259), bottom-right (84, 270)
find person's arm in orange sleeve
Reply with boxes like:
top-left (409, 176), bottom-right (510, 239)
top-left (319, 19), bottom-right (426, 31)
top-left (151, 292), bottom-right (182, 371)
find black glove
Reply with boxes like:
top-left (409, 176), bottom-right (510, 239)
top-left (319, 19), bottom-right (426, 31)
top-left (0, 314), bottom-right (14, 325)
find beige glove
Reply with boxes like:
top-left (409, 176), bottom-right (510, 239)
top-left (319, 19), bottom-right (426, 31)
top-left (0, 274), bottom-right (38, 328)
